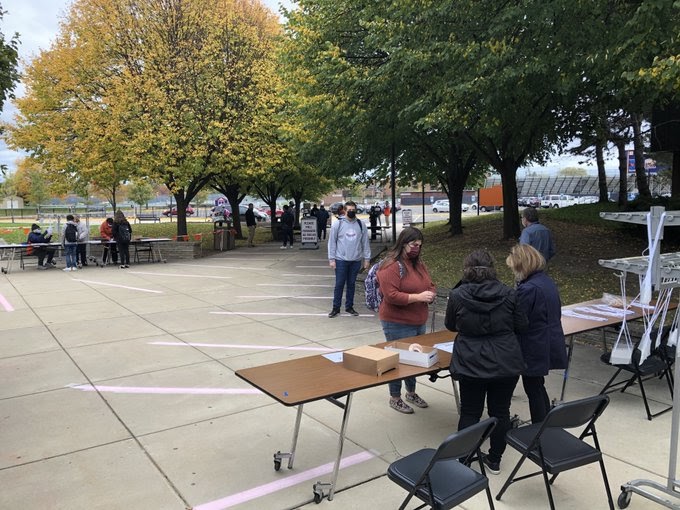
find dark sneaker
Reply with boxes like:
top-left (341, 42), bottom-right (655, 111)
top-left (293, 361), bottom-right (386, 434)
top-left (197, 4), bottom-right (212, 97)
top-left (345, 307), bottom-right (359, 316)
top-left (404, 393), bottom-right (428, 408)
top-left (328, 308), bottom-right (340, 318)
top-left (389, 398), bottom-right (414, 414)
top-left (480, 452), bottom-right (500, 475)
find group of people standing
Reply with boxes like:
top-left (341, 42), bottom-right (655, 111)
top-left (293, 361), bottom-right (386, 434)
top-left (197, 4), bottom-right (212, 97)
top-left (325, 199), bottom-right (564, 475)
top-left (26, 210), bottom-right (133, 270)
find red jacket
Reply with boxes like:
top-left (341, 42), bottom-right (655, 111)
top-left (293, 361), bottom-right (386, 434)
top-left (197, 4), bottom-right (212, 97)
top-left (377, 259), bottom-right (435, 325)
top-left (100, 220), bottom-right (113, 240)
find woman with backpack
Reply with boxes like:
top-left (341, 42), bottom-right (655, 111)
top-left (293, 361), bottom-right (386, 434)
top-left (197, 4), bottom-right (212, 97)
top-left (112, 210), bottom-right (132, 268)
top-left (62, 214), bottom-right (79, 271)
top-left (376, 227), bottom-right (436, 414)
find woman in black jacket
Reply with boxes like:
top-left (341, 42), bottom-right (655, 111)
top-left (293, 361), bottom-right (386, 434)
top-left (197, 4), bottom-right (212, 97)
top-left (506, 244), bottom-right (567, 423)
top-left (445, 249), bottom-right (528, 474)
top-left (112, 210), bottom-right (132, 268)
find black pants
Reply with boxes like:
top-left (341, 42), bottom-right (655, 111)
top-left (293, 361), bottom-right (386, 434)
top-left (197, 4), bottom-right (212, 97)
top-left (318, 225), bottom-right (327, 240)
top-left (103, 243), bottom-right (118, 264)
top-left (35, 247), bottom-right (55, 266)
top-left (77, 243), bottom-right (87, 265)
top-left (522, 375), bottom-right (551, 423)
top-left (118, 242), bottom-right (130, 265)
top-left (457, 375), bottom-right (519, 463)
top-left (282, 227), bottom-right (294, 247)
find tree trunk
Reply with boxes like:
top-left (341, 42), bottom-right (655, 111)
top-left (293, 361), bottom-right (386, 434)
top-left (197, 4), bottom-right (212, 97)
top-left (673, 151), bottom-right (680, 198)
top-left (615, 140), bottom-right (628, 207)
top-left (632, 114), bottom-right (651, 199)
top-left (595, 140), bottom-right (608, 203)
top-left (499, 163), bottom-right (520, 240)
top-left (173, 191), bottom-right (189, 237)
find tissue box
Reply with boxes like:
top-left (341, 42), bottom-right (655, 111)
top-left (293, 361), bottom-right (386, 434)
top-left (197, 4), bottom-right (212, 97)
top-left (343, 345), bottom-right (398, 376)
top-left (385, 342), bottom-right (439, 368)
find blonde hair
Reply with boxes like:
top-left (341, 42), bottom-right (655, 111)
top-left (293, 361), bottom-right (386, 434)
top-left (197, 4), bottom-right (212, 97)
top-left (506, 244), bottom-right (545, 282)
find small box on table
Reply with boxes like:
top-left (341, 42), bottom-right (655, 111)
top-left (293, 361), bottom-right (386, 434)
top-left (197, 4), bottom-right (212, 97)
top-left (343, 345), bottom-right (398, 376)
top-left (385, 342), bottom-right (439, 368)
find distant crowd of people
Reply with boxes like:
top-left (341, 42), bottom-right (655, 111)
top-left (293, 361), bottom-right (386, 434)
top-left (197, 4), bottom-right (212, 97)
top-left (26, 210), bottom-right (134, 271)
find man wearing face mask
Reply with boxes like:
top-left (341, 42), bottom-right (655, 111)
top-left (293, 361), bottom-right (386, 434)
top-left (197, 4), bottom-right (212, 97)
top-left (376, 227), bottom-right (436, 413)
top-left (328, 200), bottom-right (371, 317)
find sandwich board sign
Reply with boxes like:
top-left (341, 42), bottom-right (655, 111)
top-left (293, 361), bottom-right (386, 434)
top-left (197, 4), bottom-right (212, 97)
top-left (300, 217), bottom-right (319, 250)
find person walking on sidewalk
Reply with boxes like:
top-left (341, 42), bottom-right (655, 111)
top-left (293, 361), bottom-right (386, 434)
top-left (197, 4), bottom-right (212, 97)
top-left (245, 203), bottom-right (257, 247)
top-left (519, 207), bottom-right (555, 262)
top-left (316, 205), bottom-right (330, 240)
top-left (377, 227), bottom-right (436, 413)
top-left (280, 204), bottom-right (295, 249)
top-left (328, 201), bottom-right (371, 318)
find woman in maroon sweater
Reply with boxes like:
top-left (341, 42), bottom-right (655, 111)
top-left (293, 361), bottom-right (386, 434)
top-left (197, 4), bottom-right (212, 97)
top-left (377, 227), bottom-right (437, 413)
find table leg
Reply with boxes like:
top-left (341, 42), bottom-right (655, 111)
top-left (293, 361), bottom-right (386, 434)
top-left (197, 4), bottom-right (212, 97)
top-left (559, 334), bottom-right (575, 402)
top-left (273, 404), bottom-right (304, 471)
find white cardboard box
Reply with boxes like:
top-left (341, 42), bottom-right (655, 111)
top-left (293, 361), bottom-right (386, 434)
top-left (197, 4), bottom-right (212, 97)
top-left (385, 341), bottom-right (439, 368)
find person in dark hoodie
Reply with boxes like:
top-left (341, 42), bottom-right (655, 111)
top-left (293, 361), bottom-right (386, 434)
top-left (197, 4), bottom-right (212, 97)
top-left (506, 244), bottom-right (567, 423)
top-left (444, 249), bottom-right (528, 475)
top-left (26, 223), bottom-right (56, 269)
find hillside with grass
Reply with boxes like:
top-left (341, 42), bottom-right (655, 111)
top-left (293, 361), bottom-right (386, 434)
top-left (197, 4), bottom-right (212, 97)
top-left (421, 203), bottom-right (680, 306)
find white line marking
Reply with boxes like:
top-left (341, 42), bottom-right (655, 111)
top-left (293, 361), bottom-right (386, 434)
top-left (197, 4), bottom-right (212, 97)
top-left (210, 311), bottom-right (374, 317)
top-left (150, 341), bottom-right (336, 352)
top-left (179, 264), bottom-right (269, 270)
top-left (295, 265), bottom-right (329, 268)
top-left (282, 273), bottom-right (334, 278)
top-left (0, 292), bottom-right (14, 312)
top-left (68, 384), bottom-right (262, 395)
top-left (193, 451), bottom-right (376, 510)
top-left (128, 271), bottom-right (232, 279)
top-left (72, 279), bottom-right (163, 294)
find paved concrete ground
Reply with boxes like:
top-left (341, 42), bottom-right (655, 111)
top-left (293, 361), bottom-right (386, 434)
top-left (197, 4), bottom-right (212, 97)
top-left (0, 238), bottom-right (677, 510)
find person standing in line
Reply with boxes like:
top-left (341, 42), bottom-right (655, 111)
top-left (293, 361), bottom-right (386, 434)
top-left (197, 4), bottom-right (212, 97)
top-left (99, 217), bottom-right (118, 265)
top-left (245, 203), bottom-right (257, 247)
top-left (383, 201), bottom-right (391, 228)
top-left (280, 204), bottom-right (295, 249)
top-left (377, 227), bottom-right (436, 413)
top-left (506, 244), bottom-right (567, 423)
top-left (328, 201), bottom-right (371, 318)
top-left (62, 214), bottom-right (79, 271)
top-left (316, 205), bottom-right (330, 240)
top-left (112, 210), bottom-right (132, 268)
top-left (26, 223), bottom-right (56, 269)
top-left (310, 204), bottom-right (319, 218)
top-left (74, 215), bottom-right (89, 267)
top-left (445, 249), bottom-right (528, 474)
top-left (519, 207), bottom-right (555, 262)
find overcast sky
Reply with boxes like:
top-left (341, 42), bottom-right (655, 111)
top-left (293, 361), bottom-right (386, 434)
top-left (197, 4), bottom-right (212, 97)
top-left (0, 0), bottom-right (614, 177)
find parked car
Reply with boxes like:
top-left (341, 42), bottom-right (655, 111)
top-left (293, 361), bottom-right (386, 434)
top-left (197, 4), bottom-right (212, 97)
top-left (162, 206), bottom-right (195, 216)
top-left (431, 200), bottom-right (449, 213)
top-left (329, 202), bottom-right (345, 214)
top-left (540, 194), bottom-right (576, 208)
top-left (523, 197), bottom-right (540, 208)
top-left (461, 203), bottom-right (470, 212)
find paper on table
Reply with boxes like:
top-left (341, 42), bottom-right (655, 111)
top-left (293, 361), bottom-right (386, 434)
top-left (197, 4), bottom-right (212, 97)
top-left (322, 351), bottom-right (343, 363)
top-left (434, 341), bottom-right (454, 353)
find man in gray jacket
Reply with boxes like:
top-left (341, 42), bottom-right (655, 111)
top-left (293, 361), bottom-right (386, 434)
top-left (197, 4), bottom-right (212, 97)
top-left (328, 201), bottom-right (371, 317)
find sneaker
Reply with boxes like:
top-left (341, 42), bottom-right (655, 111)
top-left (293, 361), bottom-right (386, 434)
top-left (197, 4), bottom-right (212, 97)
top-left (37, 265), bottom-right (47, 270)
top-left (389, 398), bottom-right (414, 414)
top-left (120, 265), bottom-right (125, 268)
top-left (50, 261), bottom-right (57, 266)
top-left (124, 264), bottom-right (130, 268)
top-left (328, 308), bottom-right (340, 318)
top-left (71, 267), bottom-right (78, 271)
top-left (480, 452), bottom-right (500, 475)
top-left (280, 246), bottom-right (287, 250)
top-left (404, 393), bottom-right (429, 408)
top-left (63, 267), bottom-right (71, 271)
top-left (345, 307), bottom-right (359, 316)
top-left (288, 245), bottom-right (293, 249)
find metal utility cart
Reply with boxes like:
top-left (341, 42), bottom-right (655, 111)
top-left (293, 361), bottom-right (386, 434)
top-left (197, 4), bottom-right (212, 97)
top-left (598, 207), bottom-right (680, 509)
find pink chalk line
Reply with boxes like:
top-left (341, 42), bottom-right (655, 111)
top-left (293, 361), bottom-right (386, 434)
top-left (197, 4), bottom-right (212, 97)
top-left (0, 292), bottom-right (15, 312)
top-left (67, 384), bottom-right (263, 395)
top-left (193, 450), bottom-right (376, 510)
top-left (72, 279), bottom-right (163, 294)
top-left (150, 341), bottom-right (336, 352)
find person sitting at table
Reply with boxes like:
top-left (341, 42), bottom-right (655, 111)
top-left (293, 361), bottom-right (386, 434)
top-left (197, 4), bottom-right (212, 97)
top-left (445, 249), bottom-right (528, 475)
top-left (99, 217), bottom-right (118, 265)
top-left (506, 244), bottom-right (567, 423)
top-left (26, 223), bottom-right (56, 269)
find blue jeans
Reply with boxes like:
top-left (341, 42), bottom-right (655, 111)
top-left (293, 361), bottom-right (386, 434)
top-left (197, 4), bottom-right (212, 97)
top-left (332, 259), bottom-right (362, 310)
top-left (65, 244), bottom-right (77, 268)
top-left (381, 321), bottom-right (426, 397)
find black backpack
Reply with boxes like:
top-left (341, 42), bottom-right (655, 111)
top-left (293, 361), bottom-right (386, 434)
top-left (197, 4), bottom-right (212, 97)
top-left (118, 224), bottom-right (131, 243)
top-left (64, 223), bottom-right (78, 243)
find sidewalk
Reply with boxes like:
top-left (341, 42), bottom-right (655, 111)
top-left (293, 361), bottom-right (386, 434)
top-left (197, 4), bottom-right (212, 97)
top-left (0, 239), bottom-right (676, 509)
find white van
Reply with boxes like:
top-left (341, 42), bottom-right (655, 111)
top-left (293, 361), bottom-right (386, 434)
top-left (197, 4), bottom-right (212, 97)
top-left (540, 194), bottom-right (576, 208)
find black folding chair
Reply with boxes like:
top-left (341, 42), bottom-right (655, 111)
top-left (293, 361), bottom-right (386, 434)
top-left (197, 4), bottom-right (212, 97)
top-left (387, 417), bottom-right (497, 510)
top-left (496, 394), bottom-right (614, 510)
top-left (600, 334), bottom-right (673, 421)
